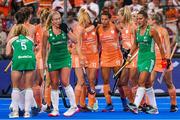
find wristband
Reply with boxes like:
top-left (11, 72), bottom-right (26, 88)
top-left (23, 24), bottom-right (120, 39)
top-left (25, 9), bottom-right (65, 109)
top-left (127, 54), bottom-right (132, 57)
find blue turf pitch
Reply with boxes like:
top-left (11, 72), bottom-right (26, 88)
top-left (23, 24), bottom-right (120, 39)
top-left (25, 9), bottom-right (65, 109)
top-left (0, 96), bottom-right (179, 120)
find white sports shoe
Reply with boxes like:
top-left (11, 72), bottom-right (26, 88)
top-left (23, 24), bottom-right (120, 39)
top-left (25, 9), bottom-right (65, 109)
top-left (9, 111), bottom-right (19, 118)
top-left (48, 110), bottom-right (60, 117)
top-left (23, 112), bottom-right (31, 118)
top-left (63, 106), bottom-right (79, 117)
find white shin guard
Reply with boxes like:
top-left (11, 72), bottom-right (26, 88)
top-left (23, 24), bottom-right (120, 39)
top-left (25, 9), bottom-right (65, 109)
top-left (64, 85), bottom-right (77, 108)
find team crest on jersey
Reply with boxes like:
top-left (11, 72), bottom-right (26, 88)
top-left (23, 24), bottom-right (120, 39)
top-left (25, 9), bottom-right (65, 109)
top-left (50, 33), bottom-right (53, 37)
top-left (125, 30), bottom-right (129, 34)
top-left (143, 36), bottom-right (148, 42)
top-left (111, 30), bottom-right (115, 34)
top-left (92, 32), bottom-right (95, 35)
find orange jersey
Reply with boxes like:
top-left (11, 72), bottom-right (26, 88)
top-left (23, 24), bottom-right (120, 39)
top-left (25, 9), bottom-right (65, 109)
top-left (121, 23), bottom-right (137, 68)
top-left (98, 23), bottom-right (123, 67)
top-left (121, 24), bottom-right (134, 50)
top-left (71, 24), bottom-right (99, 68)
top-left (82, 26), bottom-right (98, 55)
top-left (70, 22), bottom-right (83, 68)
top-left (154, 27), bottom-right (173, 72)
top-left (35, 24), bottom-right (44, 69)
top-left (82, 26), bottom-right (99, 68)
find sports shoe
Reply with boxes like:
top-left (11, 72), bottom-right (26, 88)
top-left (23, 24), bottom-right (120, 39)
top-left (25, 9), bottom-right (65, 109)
top-left (19, 109), bottom-right (25, 116)
top-left (78, 105), bottom-right (91, 112)
top-left (127, 103), bottom-right (138, 114)
top-left (48, 110), bottom-right (60, 117)
top-left (9, 111), bottom-right (19, 118)
top-left (145, 105), bottom-right (159, 114)
top-left (63, 106), bottom-right (79, 117)
top-left (102, 104), bottom-right (115, 112)
top-left (45, 105), bottom-right (52, 113)
top-left (170, 105), bottom-right (178, 112)
top-left (31, 107), bottom-right (40, 116)
top-left (23, 112), bottom-right (31, 118)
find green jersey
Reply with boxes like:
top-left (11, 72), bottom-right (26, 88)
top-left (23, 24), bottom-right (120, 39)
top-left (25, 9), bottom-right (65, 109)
top-left (47, 28), bottom-right (71, 72)
top-left (11, 35), bottom-right (36, 71)
top-left (136, 25), bottom-right (155, 72)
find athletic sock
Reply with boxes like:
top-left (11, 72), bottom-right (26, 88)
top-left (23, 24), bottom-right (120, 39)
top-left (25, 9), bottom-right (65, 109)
top-left (11, 88), bottom-right (20, 112)
top-left (134, 87), bottom-right (145, 107)
top-left (64, 85), bottom-right (77, 107)
top-left (19, 89), bottom-right (25, 111)
top-left (146, 87), bottom-right (157, 108)
top-left (51, 89), bottom-right (59, 111)
top-left (25, 88), bottom-right (34, 112)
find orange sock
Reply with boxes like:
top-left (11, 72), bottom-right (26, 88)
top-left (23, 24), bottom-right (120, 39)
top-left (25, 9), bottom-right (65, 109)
top-left (103, 84), bottom-right (112, 104)
top-left (75, 84), bottom-right (82, 105)
top-left (88, 93), bottom-right (96, 108)
top-left (168, 87), bottom-right (177, 105)
top-left (33, 85), bottom-right (42, 108)
top-left (80, 85), bottom-right (87, 107)
top-left (45, 86), bottom-right (51, 106)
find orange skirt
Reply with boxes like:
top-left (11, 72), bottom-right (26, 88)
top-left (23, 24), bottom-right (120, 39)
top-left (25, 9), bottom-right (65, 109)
top-left (100, 51), bottom-right (123, 67)
top-left (153, 58), bottom-right (173, 72)
top-left (72, 53), bottom-right (99, 68)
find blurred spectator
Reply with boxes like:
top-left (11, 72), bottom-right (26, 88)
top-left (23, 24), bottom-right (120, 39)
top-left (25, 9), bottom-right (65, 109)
top-left (79, 0), bottom-right (99, 23)
top-left (103, 1), bottom-right (119, 23)
top-left (0, 0), bottom-right (12, 17)
top-left (38, 0), bottom-right (52, 15)
top-left (165, 0), bottom-right (179, 34)
top-left (23, 0), bottom-right (38, 17)
top-left (52, 0), bottom-right (72, 13)
top-left (129, 0), bottom-right (142, 12)
top-left (148, 0), bottom-right (163, 15)
top-left (139, 0), bottom-right (148, 8)
top-left (70, 0), bottom-right (84, 8)
top-left (97, 0), bottom-right (105, 14)
top-left (113, 0), bottom-right (125, 15)
top-left (173, 0), bottom-right (180, 9)
top-left (11, 0), bottom-right (24, 15)
top-left (0, 21), bottom-right (7, 60)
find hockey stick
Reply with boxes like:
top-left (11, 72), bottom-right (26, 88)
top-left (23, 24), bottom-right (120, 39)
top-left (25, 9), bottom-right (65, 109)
top-left (2, 61), bottom-right (12, 94)
top-left (82, 67), bottom-right (96, 95)
top-left (59, 83), bottom-right (70, 108)
top-left (111, 51), bottom-right (138, 94)
top-left (4, 61), bottom-right (12, 73)
top-left (2, 84), bottom-right (11, 95)
top-left (157, 43), bottom-right (178, 84)
top-left (42, 70), bottom-right (47, 105)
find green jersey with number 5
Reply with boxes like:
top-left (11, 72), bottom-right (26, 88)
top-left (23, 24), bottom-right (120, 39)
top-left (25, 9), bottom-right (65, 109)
top-left (10, 35), bottom-right (36, 70)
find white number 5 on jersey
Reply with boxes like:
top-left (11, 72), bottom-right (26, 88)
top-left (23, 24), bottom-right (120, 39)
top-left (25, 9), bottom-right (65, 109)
top-left (21, 41), bottom-right (27, 50)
